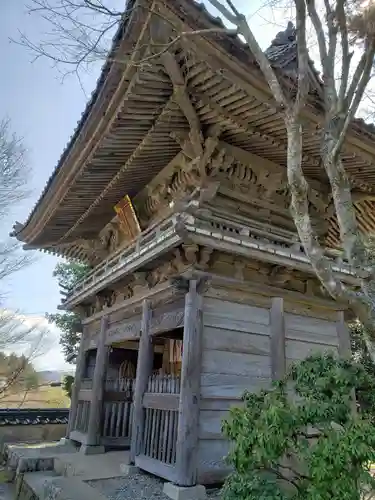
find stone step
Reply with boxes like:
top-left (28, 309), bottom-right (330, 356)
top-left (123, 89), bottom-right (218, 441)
top-left (0, 482), bottom-right (16, 500)
top-left (15, 470), bottom-right (57, 500)
top-left (54, 450), bottom-right (130, 481)
top-left (5, 442), bottom-right (77, 477)
top-left (43, 477), bottom-right (109, 500)
top-left (17, 472), bottom-right (108, 500)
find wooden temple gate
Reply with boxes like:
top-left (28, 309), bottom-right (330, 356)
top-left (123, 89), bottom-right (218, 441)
top-left (68, 299), bottom-right (187, 476)
top-left (69, 338), bottom-right (137, 449)
top-left (140, 374), bottom-right (180, 467)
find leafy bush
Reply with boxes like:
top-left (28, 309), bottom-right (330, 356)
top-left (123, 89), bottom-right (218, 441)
top-left (222, 353), bottom-right (375, 500)
top-left (62, 374), bottom-right (74, 399)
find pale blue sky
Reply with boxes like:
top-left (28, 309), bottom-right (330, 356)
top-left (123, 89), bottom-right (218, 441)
top-left (0, 0), bottom-right (281, 369)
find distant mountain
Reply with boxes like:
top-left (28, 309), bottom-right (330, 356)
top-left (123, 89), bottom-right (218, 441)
top-left (37, 370), bottom-right (74, 384)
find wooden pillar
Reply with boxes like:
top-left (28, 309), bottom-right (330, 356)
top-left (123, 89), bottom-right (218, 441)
top-left (336, 311), bottom-right (356, 413)
top-left (85, 315), bottom-right (109, 447)
top-left (337, 311), bottom-right (351, 359)
top-left (270, 297), bottom-right (286, 381)
top-left (67, 333), bottom-right (86, 437)
top-left (175, 280), bottom-right (203, 487)
top-left (130, 300), bottom-right (153, 463)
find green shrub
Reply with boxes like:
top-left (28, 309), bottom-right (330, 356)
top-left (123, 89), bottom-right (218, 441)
top-left (62, 374), bottom-right (74, 399)
top-left (222, 353), bottom-right (375, 500)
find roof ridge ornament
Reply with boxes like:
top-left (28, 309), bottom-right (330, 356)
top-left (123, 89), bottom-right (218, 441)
top-left (271, 21), bottom-right (296, 47)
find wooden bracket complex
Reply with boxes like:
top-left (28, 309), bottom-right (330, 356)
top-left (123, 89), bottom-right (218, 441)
top-left (160, 52), bottom-right (222, 180)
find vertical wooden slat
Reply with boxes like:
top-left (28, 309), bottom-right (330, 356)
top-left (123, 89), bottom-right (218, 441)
top-left (175, 280), bottom-right (203, 487)
top-left (86, 315), bottom-right (109, 446)
top-left (270, 297), bottom-right (286, 381)
top-left (130, 300), bottom-right (153, 462)
top-left (67, 331), bottom-right (86, 437)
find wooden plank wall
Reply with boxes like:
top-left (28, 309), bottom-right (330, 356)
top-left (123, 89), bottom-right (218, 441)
top-left (197, 296), bottom-right (340, 484)
top-left (197, 297), bottom-right (271, 484)
top-left (284, 313), bottom-right (338, 367)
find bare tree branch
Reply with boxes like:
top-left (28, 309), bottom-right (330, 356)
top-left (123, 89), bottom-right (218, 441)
top-left (208, 0), bottom-right (290, 109)
top-left (14, 0), bottom-right (375, 350)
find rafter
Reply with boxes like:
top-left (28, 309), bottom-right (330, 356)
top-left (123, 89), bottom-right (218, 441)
top-left (23, 6), bottom-right (158, 245)
top-left (160, 52), bottom-right (203, 157)
top-left (59, 97), bottom-right (176, 243)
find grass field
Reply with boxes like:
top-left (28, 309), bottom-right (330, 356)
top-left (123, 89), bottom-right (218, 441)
top-left (0, 386), bottom-right (70, 408)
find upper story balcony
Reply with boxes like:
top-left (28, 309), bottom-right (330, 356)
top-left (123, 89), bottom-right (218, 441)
top-left (61, 203), bottom-right (363, 312)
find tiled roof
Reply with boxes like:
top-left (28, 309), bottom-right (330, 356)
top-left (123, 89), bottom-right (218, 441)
top-left (12, 0), bottom-right (375, 239)
top-left (0, 409), bottom-right (69, 426)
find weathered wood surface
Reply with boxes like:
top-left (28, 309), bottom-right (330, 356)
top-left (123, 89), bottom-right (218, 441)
top-left (86, 315), bottom-right (109, 446)
top-left (270, 297), bottom-right (286, 381)
top-left (77, 389), bottom-right (92, 402)
top-left (336, 311), bottom-right (356, 414)
top-left (205, 284), bottom-right (340, 321)
top-left (175, 280), bottom-right (203, 487)
top-left (202, 349), bottom-right (271, 378)
top-left (135, 455), bottom-right (177, 483)
top-left (101, 377), bottom-right (134, 446)
top-left (143, 393), bottom-right (179, 411)
top-left (284, 312), bottom-right (339, 364)
top-left (197, 297), bottom-right (271, 484)
top-left (142, 374), bottom-right (180, 467)
top-left (68, 333), bottom-right (86, 437)
top-left (201, 373), bottom-right (270, 399)
top-left (285, 313), bottom-right (338, 344)
top-left (336, 311), bottom-right (351, 359)
top-left (197, 440), bottom-right (232, 485)
top-left (197, 295), bottom-right (342, 484)
top-left (87, 302), bottom-right (185, 348)
top-left (130, 300), bottom-right (153, 462)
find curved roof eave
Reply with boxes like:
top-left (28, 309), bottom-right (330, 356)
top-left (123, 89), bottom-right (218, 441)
top-left (11, 0), bottom-right (137, 242)
top-left (12, 0), bottom-right (375, 245)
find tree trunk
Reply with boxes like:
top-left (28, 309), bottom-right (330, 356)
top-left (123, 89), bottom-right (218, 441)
top-left (286, 118), bottom-right (340, 298)
top-left (321, 127), bottom-right (365, 268)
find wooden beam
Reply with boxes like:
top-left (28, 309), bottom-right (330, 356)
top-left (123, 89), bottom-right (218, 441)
top-left (23, 4), bottom-right (153, 244)
top-left (67, 333), bottom-right (86, 438)
top-left (172, 130), bottom-right (329, 197)
top-left (135, 454), bottom-right (177, 483)
top-left (270, 297), bottom-right (286, 381)
top-left (78, 389), bottom-right (92, 402)
top-left (175, 280), bottom-right (203, 487)
top-left (173, 16), bottom-right (375, 169)
top-left (130, 300), bottom-right (153, 463)
top-left (86, 315), bottom-right (109, 446)
top-left (60, 96), bottom-right (175, 243)
top-left (142, 393), bottom-right (179, 411)
top-left (161, 52), bottom-right (203, 157)
top-left (103, 391), bottom-right (132, 402)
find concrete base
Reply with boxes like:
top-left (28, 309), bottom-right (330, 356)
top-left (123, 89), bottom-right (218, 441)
top-left (79, 444), bottom-right (105, 455)
top-left (163, 483), bottom-right (206, 500)
top-left (59, 438), bottom-right (71, 445)
top-left (119, 464), bottom-right (139, 476)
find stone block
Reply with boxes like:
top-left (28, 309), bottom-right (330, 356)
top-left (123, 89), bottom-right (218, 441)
top-left (163, 482), bottom-right (206, 500)
top-left (119, 464), bottom-right (139, 475)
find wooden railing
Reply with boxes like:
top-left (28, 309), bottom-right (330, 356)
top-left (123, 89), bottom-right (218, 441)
top-left (64, 214), bottom-right (181, 307)
top-left (141, 375), bottom-right (180, 465)
top-left (101, 377), bottom-right (134, 447)
top-left (64, 209), bottom-right (363, 311)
